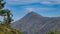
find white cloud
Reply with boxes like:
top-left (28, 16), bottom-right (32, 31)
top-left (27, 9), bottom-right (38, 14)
top-left (5, 0), bottom-right (19, 1)
top-left (26, 8), bottom-right (35, 12)
top-left (5, 0), bottom-right (60, 5)
top-left (25, 7), bottom-right (57, 12)
top-left (5, 0), bottom-right (39, 5)
top-left (45, 0), bottom-right (60, 4)
top-left (40, 1), bottom-right (52, 4)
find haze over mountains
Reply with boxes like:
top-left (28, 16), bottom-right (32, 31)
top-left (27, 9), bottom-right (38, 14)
top-left (11, 12), bottom-right (60, 34)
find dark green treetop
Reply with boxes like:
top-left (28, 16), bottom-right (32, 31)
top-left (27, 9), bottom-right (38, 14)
top-left (0, 0), bottom-right (13, 25)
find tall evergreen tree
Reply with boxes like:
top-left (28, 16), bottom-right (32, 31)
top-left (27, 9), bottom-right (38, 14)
top-left (0, 0), bottom-right (13, 25)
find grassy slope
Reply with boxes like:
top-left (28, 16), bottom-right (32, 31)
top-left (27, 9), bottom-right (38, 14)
top-left (0, 24), bottom-right (22, 34)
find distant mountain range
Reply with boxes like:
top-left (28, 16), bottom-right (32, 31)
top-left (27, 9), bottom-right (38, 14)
top-left (11, 12), bottom-right (60, 34)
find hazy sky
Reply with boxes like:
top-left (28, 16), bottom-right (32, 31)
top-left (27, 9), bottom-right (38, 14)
top-left (3, 0), bottom-right (60, 21)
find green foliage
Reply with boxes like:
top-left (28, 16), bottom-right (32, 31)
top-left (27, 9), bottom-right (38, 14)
top-left (0, 0), bottom-right (23, 34)
top-left (2, 9), bottom-right (13, 25)
top-left (0, 0), bottom-right (13, 25)
top-left (46, 28), bottom-right (60, 34)
top-left (0, 0), bottom-right (6, 9)
top-left (0, 24), bottom-right (23, 34)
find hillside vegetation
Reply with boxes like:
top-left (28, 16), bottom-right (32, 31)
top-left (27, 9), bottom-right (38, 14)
top-left (0, 24), bottom-right (22, 34)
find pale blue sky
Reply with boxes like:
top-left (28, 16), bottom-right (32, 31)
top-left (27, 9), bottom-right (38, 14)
top-left (1, 0), bottom-right (60, 21)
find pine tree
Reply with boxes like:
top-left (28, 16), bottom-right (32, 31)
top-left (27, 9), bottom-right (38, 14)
top-left (0, 0), bottom-right (13, 25)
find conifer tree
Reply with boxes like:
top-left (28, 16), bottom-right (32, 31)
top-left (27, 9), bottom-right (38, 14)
top-left (0, 0), bottom-right (13, 25)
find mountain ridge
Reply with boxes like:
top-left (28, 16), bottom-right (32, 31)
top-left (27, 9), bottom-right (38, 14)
top-left (11, 12), bottom-right (60, 34)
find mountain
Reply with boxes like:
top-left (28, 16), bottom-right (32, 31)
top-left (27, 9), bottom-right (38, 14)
top-left (11, 12), bottom-right (60, 34)
top-left (0, 24), bottom-right (22, 34)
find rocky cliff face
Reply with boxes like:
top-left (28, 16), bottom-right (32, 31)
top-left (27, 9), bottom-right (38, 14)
top-left (11, 12), bottom-right (60, 34)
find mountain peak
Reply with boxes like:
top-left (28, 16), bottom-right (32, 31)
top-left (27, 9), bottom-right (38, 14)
top-left (11, 11), bottom-right (60, 34)
top-left (27, 11), bottom-right (43, 17)
top-left (29, 11), bottom-right (35, 13)
top-left (29, 11), bottom-right (37, 13)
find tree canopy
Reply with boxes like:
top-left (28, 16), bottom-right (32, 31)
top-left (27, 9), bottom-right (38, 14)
top-left (0, 0), bottom-right (13, 25)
